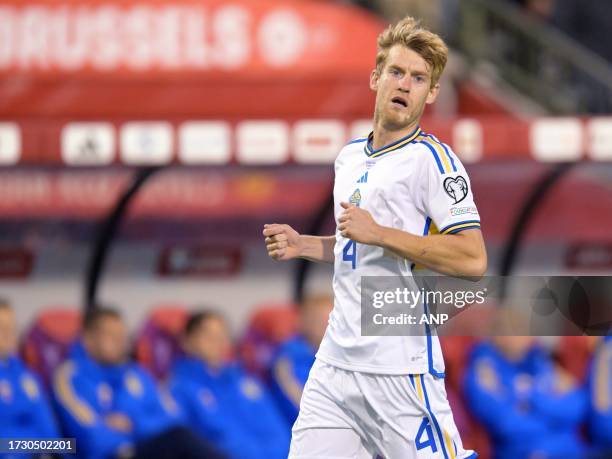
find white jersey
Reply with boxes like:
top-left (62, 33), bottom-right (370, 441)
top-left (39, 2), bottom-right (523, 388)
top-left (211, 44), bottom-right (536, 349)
top-left (316, 126), bottom-right (481, 375)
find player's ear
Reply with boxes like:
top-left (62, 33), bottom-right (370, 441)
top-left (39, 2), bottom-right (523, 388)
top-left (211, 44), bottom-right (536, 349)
top-left (369, 69), bottom-right (379, 92)
top-left (426, 83), bottom-right (440, 105)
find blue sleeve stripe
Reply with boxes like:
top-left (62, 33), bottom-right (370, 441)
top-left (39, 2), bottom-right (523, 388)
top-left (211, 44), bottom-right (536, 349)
top-left (438, 140), bottom-right (457, 173)
top-left (420, 141), bottom-right (445, 174)
top-left (426, 134), bottom-right (457, 173)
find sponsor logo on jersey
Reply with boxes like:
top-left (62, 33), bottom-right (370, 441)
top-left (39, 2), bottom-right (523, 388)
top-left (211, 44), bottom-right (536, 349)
top-left (443, 175), bottom-right (468, 204)
top-left (450, 206), bottom-right (478, 216)
top-left (357, 171), bottom-right (368, 183)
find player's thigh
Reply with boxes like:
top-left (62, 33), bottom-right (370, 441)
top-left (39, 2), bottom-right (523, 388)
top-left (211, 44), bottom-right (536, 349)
top-left (354, 372), bottom-right (473, 459)
top-left (383, 374), bottom-right (474, 459)
top-left (289, 427), bottom-right (372, 459)
top-left (293, 359), bottom-right (354, 431)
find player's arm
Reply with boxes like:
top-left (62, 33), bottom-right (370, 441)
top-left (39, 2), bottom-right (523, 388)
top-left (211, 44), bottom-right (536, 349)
top-left (263, 224), bottom-right (335, 264)
top-left (337, 202), bottom-right (487, 277)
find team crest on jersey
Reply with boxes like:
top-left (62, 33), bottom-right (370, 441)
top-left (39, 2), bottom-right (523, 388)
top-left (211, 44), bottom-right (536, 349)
top-left (349, 188), bottom-right (362, 206)
top-left (240, 378), bottom-right (262, 400)
top-left (198, 388), bottom-right (217, 409)
top-left (21, 375), bottom-right (39, 400)
top-left (0, 379), bottom-right (12, 402)
top-left (443, 176), bottom-right (468, 204)
top-left (125, 373), bottom-right (144, 397)
top-left (97, 383), bottom-right (113, 407)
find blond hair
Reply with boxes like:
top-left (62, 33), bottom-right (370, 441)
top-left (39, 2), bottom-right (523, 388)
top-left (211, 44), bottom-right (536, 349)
top-left (375, 16), bottom-right (448, 87)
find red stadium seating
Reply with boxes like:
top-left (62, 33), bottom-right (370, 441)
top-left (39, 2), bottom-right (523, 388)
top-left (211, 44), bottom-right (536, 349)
top-left (239, 303), bottom-right (299, 378)
top-left (20, 308), bottom-right (81, 387)
top-left (135, 304), bottom-right (189, 380)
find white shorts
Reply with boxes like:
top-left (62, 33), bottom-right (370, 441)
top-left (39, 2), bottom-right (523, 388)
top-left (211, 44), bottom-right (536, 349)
top-left (289, 359), bottom-right (477, 459)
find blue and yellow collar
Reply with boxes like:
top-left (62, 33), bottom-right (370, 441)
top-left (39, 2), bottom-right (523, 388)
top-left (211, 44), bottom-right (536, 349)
top-left (364, 126), bottom-right (421, 158)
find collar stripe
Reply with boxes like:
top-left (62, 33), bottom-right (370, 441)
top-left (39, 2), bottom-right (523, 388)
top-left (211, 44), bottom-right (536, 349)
top-left (364, 127), bottom-right (421, 158)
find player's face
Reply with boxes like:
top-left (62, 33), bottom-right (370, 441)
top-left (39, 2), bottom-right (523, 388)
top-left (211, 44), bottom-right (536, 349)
top-left (85, 316), bottom-right (128, 365)
top-left (186, 317), bottom-right (232, 369)
top-left (0, 307), bottom-right (17, 359)
top-left (370, 44), bottom-right (439, 131)
top-left (493, 336), bottom-right (535, 361)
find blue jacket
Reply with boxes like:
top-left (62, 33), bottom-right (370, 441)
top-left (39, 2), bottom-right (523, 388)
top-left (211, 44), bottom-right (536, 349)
top-left (588, 335), bottom-right (612, 449)
top-left (169, 356), bottom-right (290, 459)
top-left (52, 341), bottom-right (181, 459)
top-left (464, 342), bottom-right (587, 459)
top-left (0, 355), bottom-right (59, 459)
top-left (269, 335), bottom-right (315, 425)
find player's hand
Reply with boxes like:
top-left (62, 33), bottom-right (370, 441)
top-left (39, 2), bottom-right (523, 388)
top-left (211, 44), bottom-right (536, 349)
top-left (338, 202), bottom-right (382, 245)
top-left (263, 223), bottom-right (302, 261)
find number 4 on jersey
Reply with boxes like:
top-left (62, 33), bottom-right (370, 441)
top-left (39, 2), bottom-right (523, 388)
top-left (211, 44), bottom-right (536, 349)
top-left (342, 240), bottom-right (357, 269)
top-left (415, 417), bottom-right (438, 453)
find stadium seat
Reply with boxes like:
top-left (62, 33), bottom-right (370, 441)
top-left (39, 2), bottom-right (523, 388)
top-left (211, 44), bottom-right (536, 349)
top-left (555, 336), bottom-right (595, 382)
top-left (20, 308), bottom-right (82, 387)
top-left (135, 304), bottom-right (189, 380)
top-left (239, 303), bottom-right (298, 378)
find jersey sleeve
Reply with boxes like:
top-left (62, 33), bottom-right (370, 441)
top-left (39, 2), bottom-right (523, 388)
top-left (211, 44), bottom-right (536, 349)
top-left (418, 138), bottom-right (481, 235)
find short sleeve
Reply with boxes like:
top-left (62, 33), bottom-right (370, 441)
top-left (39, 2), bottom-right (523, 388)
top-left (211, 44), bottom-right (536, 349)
top-left (418, 137), bottom-right (481, 235)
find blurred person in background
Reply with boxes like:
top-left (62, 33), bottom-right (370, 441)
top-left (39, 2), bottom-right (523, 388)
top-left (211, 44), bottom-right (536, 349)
top-left (169, 311), bottom-right (290, 459)
top-left (464, 335), bottom-right (587, 459)
top-left (0, 299), bottom-right (60, 458)
top-left (587, 335), bottom-right (612, 457)
top-left (269, 294), bottom-right (333, 425)
top-left (52, 307), bottom-right (224, 459)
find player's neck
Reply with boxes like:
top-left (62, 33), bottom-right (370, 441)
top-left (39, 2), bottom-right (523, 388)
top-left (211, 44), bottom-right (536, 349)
top-left (371, 121), bottom-right (420, 150)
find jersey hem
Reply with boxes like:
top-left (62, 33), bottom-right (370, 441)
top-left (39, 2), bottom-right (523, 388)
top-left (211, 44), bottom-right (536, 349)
top-left (316, 352), bottom-right (434, 375)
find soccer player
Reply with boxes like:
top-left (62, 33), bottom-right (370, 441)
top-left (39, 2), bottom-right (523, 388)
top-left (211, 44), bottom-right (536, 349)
top-left (263, 16), bottom-right (486, 459)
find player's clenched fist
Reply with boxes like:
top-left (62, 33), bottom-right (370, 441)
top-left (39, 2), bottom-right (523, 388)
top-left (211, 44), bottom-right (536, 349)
top-left (263, 224), bottom-right (302, 261)
top-left (338, 202), bottom-right (382, 245)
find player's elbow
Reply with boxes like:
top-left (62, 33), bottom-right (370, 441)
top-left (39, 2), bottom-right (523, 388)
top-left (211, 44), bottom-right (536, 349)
top-left (466, 250), bottom-right (487, 277)
top-left (455, 230), bottom-right (487, 277)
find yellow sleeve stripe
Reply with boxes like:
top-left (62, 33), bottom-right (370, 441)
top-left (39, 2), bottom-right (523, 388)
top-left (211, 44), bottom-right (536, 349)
top-left (441, 222), bottom-right (481, 235)
top-left (594, 342), bottom-right (612, 412)
top-left (273, 357), bottom-right (303, 408)
top-left (53, 361), bottom-right (96, 426)
top-left (417, 134), bottom-right (453, 174)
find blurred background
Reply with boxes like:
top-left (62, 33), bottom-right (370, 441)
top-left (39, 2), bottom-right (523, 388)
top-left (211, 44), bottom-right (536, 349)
top-left (0, 0), bottom-right (611, 458)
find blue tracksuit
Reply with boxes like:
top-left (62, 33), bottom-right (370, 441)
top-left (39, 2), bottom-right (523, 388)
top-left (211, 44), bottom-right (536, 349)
top-left (0, 354), bottom-right (59, 459)
top-left (464, 342), bottom-right (587, 459)
top-left (52, 341), bottom-right (182, 459)
top-left (269, 335), bottom-right (315, 425)
top-left (588, 335), bottom-right (612, 450)
top-left (169, 357), bottom-right (290, 459)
